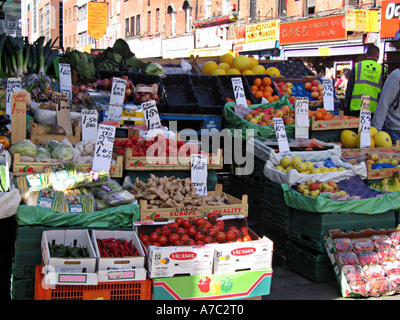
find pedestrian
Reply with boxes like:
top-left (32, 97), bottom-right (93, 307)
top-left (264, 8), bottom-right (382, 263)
top-left (345, 45), bottom-right (382, 116)
top-left (371, 68), bottom-right (400, 143)
top-left (337, 68), bottom-right (350, 91)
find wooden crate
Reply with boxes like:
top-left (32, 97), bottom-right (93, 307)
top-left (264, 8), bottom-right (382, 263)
top-left (139, 183), bottom-right (248, 221)
top-left (12, 153), bottom-right (124, 178)
top-left (124, 148), bottom-right (223, 171)
top-left (29, 120), bottom-right (82, 146)
top-left (310, 113), bottom-right (359, 131)
top-left (341, 141), bottom-right (400, 158)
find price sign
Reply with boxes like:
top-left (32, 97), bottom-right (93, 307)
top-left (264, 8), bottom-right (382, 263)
top-left (6, 78), bottom-right (21, 116)
top-left (82, 109), bottom-right (98, 141)
top-left (295, 97), bottom-right (309, 139)
top-left (52, 92), bottom-right (73, 136)
top-left (359, 110), bottom-right (371, 148)
top-left (360, 95), bottom-right (370, 112)
top-left (142, 100), bottom-right (164, 139)
top-left (231, 77), bottom-right (248, 106)
top-left (273, 117), bottom-right (291, 157)
top-left (11, 91), bottom-right (28, 145)
top-left (107, 105), bottom-right (123, 122)
top-left (109, 77), bottom-right (127, 107)
top-left (92, 124), bottom-right (116, 173)
top-left (59, 63), bottom-right (72, 103)
top-left (322, 78), bottom-right (334, 111)
top-left (191, 154), bottom-right (208, 197)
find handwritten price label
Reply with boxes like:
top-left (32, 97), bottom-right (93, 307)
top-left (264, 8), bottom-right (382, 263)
top-left (59, 63), bottom-right (72, 103)
top-left (82, 109), bottom-right (98, 141)
top-left (143, 100), bottom-right (163, 139)
top-left (6, 78), bottom-right (21, 116)
top-left (359, 110), bottom-right (371, 148)
top-left (322, 78), bottom-right (334, 111)
top-left (295, 97), bottom-right (309, 127)
top-left (360, 95), bottom-right (370, 112)
top-left (231, 77), bottom-right (247, 106)
top-left (109, 77), bottom-right (127, 107)
top-left (191, 154), bottom-right (208, 197)
top-left (273, 117), bottom-right (291, 157)
top-left (92, 124), bottom-right (116, 173)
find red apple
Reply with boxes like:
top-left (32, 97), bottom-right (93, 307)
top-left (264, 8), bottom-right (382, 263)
top-left (278, 81), bottom-right (286, 88)
top-left (258, 121), bottom-right (266, 126)
top-left (283, 115), bottom-right (295, 125)
top-left (280, 107), bottom-right (289, 116)
top-left (310, 182), bottom-right (321, 191)
top-left (250, 118), bottom-right (259, 124)
top-left (311, 80), bottom-right (319, 87)
top-left (311, 86), bottom-right (319, 92)
top-left (272, 112), bottom-right (282, 118)
top-left (311, 91), bottom-right (320, 99)
top-left (250, 110), bottom-right (258, 117)
top-left (244, 113), bottom-right (253, 121)
top-left (304, 82), bottom-right (312, 90)
top-left (262, 114), bottom-right (272, 122)
top-left (266, 119), bottom-right (274, 126)
top-left (255, 107), bottom-right (263, 113)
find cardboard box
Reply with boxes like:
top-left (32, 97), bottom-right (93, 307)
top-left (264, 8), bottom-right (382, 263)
top-left (41, 229), bottom-right (98, 285)
top-left (324, 226), bottom-right (400, 298)
top-left (29, 120), bottom-right (82, 146)
top-left (152, 269), bottom-right (273, 300)
top-left (139, 184), bottom-right (248, 221)
top-left (92, 230), bottom-right (147, 282)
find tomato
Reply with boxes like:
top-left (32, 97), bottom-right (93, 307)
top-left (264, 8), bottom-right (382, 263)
top-left (235, 237), bottom-right (243, 242)
top-left (132, 151), bottom-right (139, 157)
top-left (158, 236), bottom-right (168, 246)
top-left (175, 217), bottom-right (184, 226)
top-left (187, 226), bottom-right (197, 237)
top-left (180, 234), bottom-right (190, 243)
top-left (195, 232), bottom-right (205, 242)
top-left (207, 212), bottom-right (218, 224)
top-left (125, 140), bottom-right (133, 148)
top-left (130, 135), bottom-right (138, 143)
top-left (160, 226), bottom-right (171, 237)
top-left (203, 236), bottom-right (213, 244)
top-left (117, 149), bottom-right (125, 156)
top-left (196, 241), bottom-right (205, 245)
top-left (225, 231), bottom-right (236, 242)
top-left (183, 219), bottom-right (193, 229)
top-left (114, 140), bottom-right (121, 147)
top-left (187, 238), bottom-right (195, 245)
top-left (196, 217), bottom-right (207, 227)
top-left (228, 226), bottom-right (238, 232)
top-left (240, 227), bottom-right (249, 235)
top-left (169, 233), bottom-right (180, 245)
top-left (177, 227), bottom-right (187, 235)
top-left (168, 222), bottom-right (179, 232)
top-left (215, 220), bottom-right (224, 232)
top-left (215, 231), bottom-right (226, 243)
top-left (174, 240), bottom-right (183, 246)
top-left (151, 242), bottom-right (161, 247)
top-left (204, 222), bottom-right (212, 230)
top-left (140, 235), bottom-right (150, 243)
top-left (149, 232), bottom-right (159, 242)
top-left (242, 235), bottom-right (252, 242)
top-left (198, 224), bottom-right (209, 233)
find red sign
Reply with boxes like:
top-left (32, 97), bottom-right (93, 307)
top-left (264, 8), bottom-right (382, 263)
top-left (381, 0), bottom-right (400, 39)
top-left (279, 15), bottom-right (347, 45)
top-left (231, 247), bottom-right (256, 256)
top-left (170, 252), bottom-right (197, 260)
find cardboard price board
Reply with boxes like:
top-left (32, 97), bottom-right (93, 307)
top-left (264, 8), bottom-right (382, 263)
top-left (322, 78), bottom-right (334, 111)
top-left (92, 124), bottom-right (116, 173)
top-left (273, 117), bottom-right (291, 157)
top-left (11, 91), bottom-right (27, 144)
top-left (82, 109), bottom-right (98, 141)
top-left (59, 63), bottom-right (72, 103)
top-left (191, 154), bottom-right (208, 197)
top-left (295, 97), bottom-right (309, 139)
top-left (52, 92), bottom-right (73, 136)
top-left (142, 100), bottom-right (163, 139)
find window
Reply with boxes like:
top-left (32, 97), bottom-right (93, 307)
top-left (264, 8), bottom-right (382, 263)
top-left (136, 14), bottom-right (141, 35)
top-left (306, 0), bottom-right (315, 15)
top-left (168, 5), bottom-right (176, 36)
top-left (204, 0), bottom-right (211, 18)
top-left (73, 34), bottom-right (75, 48)
top-left (33, 0), bottom-right (37, 33)
top-left (155, 8), bottom-right (160, 33)
top-left (26, 19), bottom-right (30, 36)
top-left (222, 0), bottom-right (230, 14)
top-left (69, 8), bottom-right (71, 21)
top-left (130, 16), bottom-right (135, 36)
top-left (278, 0), bottom-right (287, 17)
top-left (125, 18), bottom-right (129, 36)
top-left (59, 2), bottom-right (63, 48)
top-left (45, 4), bottom-right (50, 41)
top-left (147, 11), bottom-right (151, 34)
top-left (183, 1), bottom-right (192, 33)
top-left (39, 8), bottom-right (43, 36)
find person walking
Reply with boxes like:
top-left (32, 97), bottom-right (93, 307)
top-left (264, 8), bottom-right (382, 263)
top-left (345, 45), bottom-right (382, 116)
top-left (371, 68), bottom-right (400, 143)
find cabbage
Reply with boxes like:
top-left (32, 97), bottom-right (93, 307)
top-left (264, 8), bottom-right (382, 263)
top-left (51, 145), bottom-right (74, 161)
top-left (10, 139), bottom-right (37, 157)
top-left (36, 147), bottom-right (51, 159)
top-left (145, 62), bottom-right (165, 75)
top-left (42, 140), bottom-right (62, 154)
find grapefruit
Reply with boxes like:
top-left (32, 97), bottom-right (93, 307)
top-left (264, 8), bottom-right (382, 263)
top-left (370, 126), bottom-right (378, 137)
top-left (202, 61), bottom-right (219, 75)
top-left (217, 62), bottom-right (231, 73)
top-left (265, 67), bottom-right (281, 77)
top-left (231, 55), bottom-right (252, 72)
top-left (373, 131), bottom-right (392, 147)
top-left (340, 130), bottom-right (358, 148)
top-left (218, 53), bottom-right (234, 66)
top-left (227, 68), bottom-right (241, 75)
top-left (211, 68), bottom-right (226, 75)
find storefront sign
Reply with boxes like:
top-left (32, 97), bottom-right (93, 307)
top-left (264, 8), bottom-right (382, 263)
top-left (279, 15), bottom-right (346, 45)
top-left (381, 0), bottom-right (400, 39)
top-left (234, 22), bottom-right (279, 52)
top-left (345, 9), bottom-right (379, 32)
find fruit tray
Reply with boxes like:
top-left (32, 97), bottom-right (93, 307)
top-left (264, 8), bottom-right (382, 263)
top-left (189, 75), bottom-right (225, 114)
top-left (218, 74), bottom-right (257, 105)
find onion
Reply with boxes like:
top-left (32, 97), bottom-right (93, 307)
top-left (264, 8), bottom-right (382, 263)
top-left (102, 78), bottom-right (111, 90)
top-left (126, 80), bottom-right (132, 89)
top-left (79, 84), bottom-right (86, 92)
top-left (73, 96), bottom-right (81, 105)
top-left (150, 93), bottom-right (159, 101)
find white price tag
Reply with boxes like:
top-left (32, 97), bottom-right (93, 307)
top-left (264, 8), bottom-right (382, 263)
top-left (359, 110), bottom-right (371, 148)
top-left (295, 97), bottom-right (309, 127)
top-left (191, 154), bottom-right (208, 197)
top-left (107, 105), bottom-right (123, 122)
top-left (273, 117), bottom-right (291, 157)
top-left (92, 124), bottom-right (116, 173)
top-left (360, 95), bottom-right (370, 112)
top-left (59, 63), bottom-right (72, 103)
top-left (82, 109), bottom-right (98, 141)
top-left (322, 79), bottom-right (334, 111)
top-left (6, 78), bottom-right (21, 116)
top-left (142, 100), bottom-right (164, 139)
top-left (109, 77), bottom-right (127, 107)
top-left (231, 77), bottom-right (248, 106)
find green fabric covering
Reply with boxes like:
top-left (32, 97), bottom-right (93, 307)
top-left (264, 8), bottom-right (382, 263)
top-left (222, 95), bottom-right (303, 140)
top-left (282, 183), bottom-right (400, 215)
top-left (15, 203), bottom-right (140, 227)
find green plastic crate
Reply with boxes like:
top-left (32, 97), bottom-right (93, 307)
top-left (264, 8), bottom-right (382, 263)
top-left (11, 277), bottom-right (35, 300)
top-left (286, 239), bottom-right (336, 283)
top-left (289, 208), bottom-right (397, 253)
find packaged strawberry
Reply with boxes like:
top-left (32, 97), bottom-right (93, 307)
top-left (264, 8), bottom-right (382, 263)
top-left (352, 238), bottom-right (374, 252)
top-left (362, 264), bottom-right (386, 279)
top-left (356, 251), bottom-right (379, 266)
top-left (395, 245), bottom-right (400, 260)
top-left (335, 251), bottom-right (359, 267)
top-left (348, 279), bottom-right (370, 296)
top-left (368, 277), bottom-right (393, 296)
top-left (342, 265), bottom-right (364, 281)
top-left (389, 232), bottom-right (400, 246)
top-left (382, 261), bottom-right (400, 275)
top-left (376, 248), bottom-right (397, 263)
top-left (333, 238), bottom-right (353, 252)
top-left (371, 235), bottom-right (392, 250)
top-left (387, 274), bottom-right (400, 292)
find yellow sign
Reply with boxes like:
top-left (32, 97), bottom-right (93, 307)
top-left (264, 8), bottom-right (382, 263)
top-left (345, 9), bottom-right (379, 32)
top-left (88, 2), bottom-right (108, 40)
top-left (245, 20), bottom-right (279, 43)
top-left (318, 47), bottom-right (330, 56)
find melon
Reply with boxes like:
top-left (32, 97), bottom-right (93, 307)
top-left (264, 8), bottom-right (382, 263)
top-left (373, 131), bottom-right (392, 147)
top-left (340, 130), bottom-right (358, 148)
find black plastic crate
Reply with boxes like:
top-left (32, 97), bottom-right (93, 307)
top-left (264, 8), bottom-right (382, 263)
top-left (218, 74), bottom-right (257, 105)
top-left (129, 72), bottom-right (166, 106)
top-left (160, 74), bottom-right (198, 113)
top-left (259, 58), bottom-right (315, 79)
top-left (97, 70), bottom-right (131, 80)
top-left (243, 74), bottom-right (281, 103)
top-left (189, 75), bottom-right (225, 114)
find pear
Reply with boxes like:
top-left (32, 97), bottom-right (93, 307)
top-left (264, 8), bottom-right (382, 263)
top-left (321, 167), bottom-right (330, 173)
top-left (370, 153), bottom-right (380, 162)
top-left (297, 184), bottom-right (308, 193)
top-left (310, 189), bottom-right (320, 197)
top-left (330, 167), bottom-right (338, 172)
top-left (391, 157), bottom-right (399, 166)
top-left (302, 188), bottom-right (310, 196)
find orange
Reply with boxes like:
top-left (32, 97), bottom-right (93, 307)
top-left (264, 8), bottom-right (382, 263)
top-left (254, 78), bottom-right (262, 87)
top-left (322, 113), bottom-right (332, 121)
top-left (262, 77), bottom-right (272, 87)
top-left (246, 99), bottom-right (251, 105)
top-left (314, 111), bottom-right (323, 120)
top-left (318, 108), bottom-right (327, 116)
top-left (259, 86), bottom-right (265, 92)
top-left (272, 95), bottom-right (280, 101)
top-left (251, 85), bottom-right (258, 92)
top-left (254, 91), bottom-right (264, 99)
top-left (309, 110), bottom-right (315, 118)
top-left (265, 86), bottom-right (273, 93)
top-left (341, 115), bottom-right (349, 120)
top-left (267, 96), bottom-right (275, 103)
top-left (263, 91), bottom-right (272, 98)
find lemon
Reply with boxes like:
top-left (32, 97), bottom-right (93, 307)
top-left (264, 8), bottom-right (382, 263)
top-left (231, 55), bottom-right (252, 72)
top-left (249, 57), bottom-right (259, 69)
top-left (218, 53), bottom-right (234, 66)
top-left (211, 68), bottom-right (226, 76)
top-left (217, 62), bottom-right (231, 73)
top-left (202, 61), bottom-right (219, 75)
top-left (227, 68), bottom-right (241, 75)
top-left (373, 131), bottom-right (392, 147)
top-left (265, 67), bottom-right (281, 77)
top-left (242, 69), bottom-right (255, 75)
top-left (340, 130), bottom-right (358, 148)
top-left (251, 65), bottom-right (266, 74)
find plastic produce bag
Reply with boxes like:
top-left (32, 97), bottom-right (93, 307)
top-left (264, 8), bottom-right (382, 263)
top-left (42, 140), bottom-right (62, 154)
top-left (9, 139), bottom-right (37, 157)
top-left (51, 144), bottom-right (74, 161)
top-left (0, 188), bottom-right (22, 219)
top-left (36, 147), bottom-right (51, 160)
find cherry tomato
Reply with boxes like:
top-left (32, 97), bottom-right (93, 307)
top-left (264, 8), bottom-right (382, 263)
top-left (169, 233), bottom-right (180, 245)
top-left (177, 227), bottom-right (187, 235)
top-left (215, 231), bottom-right (226, 243)
top-left (114, 140), bottom-right (121, 147)
top-left (225, 231), bottom-right (236, 242)
top-left (196, 241), bottom-right (205, 245)
top-left (240, 227), bottom-right (249, 235)
top-left (195, 232), bottom-right (205, 242)
top-left (149, 232), bottom-right (159, 242)
top-left (160, 226), bottom-right (171, 237)
top-left (125, 140), bottom-right (133, 148)
top-left (187, 226), bottom-right (197, 237)
top-left (180, 234), bottom-right (190, 243)
top-left (158, 236), bottom-right (168, 246)
top-left (207, 212), bottom-right (218, 224)
top-left (174, 240), bottom-right (183, 246)
top-left (215, 220), bottom-right (225, 232)
top-left (196, 217), bottom-right (207, 227)
top-left (168, 222), bottom-right (179, 232)
top-left (130, 135), bottom-right (138, 143)
top-left (183, 219), bottom-right (193, 229)
top-left (175, 217), bottom-right (184, 226)
top-left (140, 235), bottom-right (150, 243)
top-left (203, 236), bottom-right (213, 244)
top-left (242, 235), bottom-right (252, 242)
top-left (151, 242), bottom-right (161, 247)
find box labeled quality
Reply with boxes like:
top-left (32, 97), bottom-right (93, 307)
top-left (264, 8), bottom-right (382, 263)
top-left (41, 229), bottom-right (98, 285)
top-left (91, 230), bottom-right (147, 282)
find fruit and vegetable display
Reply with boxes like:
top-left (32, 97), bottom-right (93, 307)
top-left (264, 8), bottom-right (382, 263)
top-left (333, 233), bottom-right (400, 297)
top-left (48, 243), bottom-right (89, 258)
top-left (293, 179), bottom-right (347, 198)
top-left (243, 104), bottom-right (294, 126)
top-left (274, 156), bottom-right (347, 174)
top-left (10, 139), bottom-right (74, 162)
top-left (130, 174), bottom-right (231, 209)
top-left (366, 153), bottom-right (400, 169)
top-left (370, 172), bottom-right (400, 192)
top-left (96, 237), bottom-right (141, 258)
top-left (138, 214), bottom-right (252, 248)
top-left (340, 127), bottom-right (393, 149)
